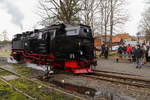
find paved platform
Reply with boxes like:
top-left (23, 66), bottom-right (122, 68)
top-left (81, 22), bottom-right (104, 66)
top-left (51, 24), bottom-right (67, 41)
top-left (96, 59), bottom-right (150, 79)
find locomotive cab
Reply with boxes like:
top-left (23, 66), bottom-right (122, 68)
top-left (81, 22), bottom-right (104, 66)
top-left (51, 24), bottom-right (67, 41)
top-left (51, 24), bottom-right (97, 73)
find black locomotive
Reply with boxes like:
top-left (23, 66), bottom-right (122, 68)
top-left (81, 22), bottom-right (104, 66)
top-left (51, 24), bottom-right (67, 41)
top-left (11, 23), bottom-right (97, 73)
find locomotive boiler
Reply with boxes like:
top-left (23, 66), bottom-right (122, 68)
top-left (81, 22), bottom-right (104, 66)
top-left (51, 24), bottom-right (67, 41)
top-left (11, 23), bottom-right (97, 73)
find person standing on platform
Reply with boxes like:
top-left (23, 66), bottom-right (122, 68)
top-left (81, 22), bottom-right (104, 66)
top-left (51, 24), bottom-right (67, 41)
top-left (145, 44), bottom-right (149, 63)
top-left (133, 45), bottom-right (144, 68)
top-left (100, 44), bottom-right (105, 57)
top-left (122, 45), bottom-right (127, 59)
top-left (132, 46), bottom-right (136, 62)
top-left (148, 46), bottom-right (150, 63)
top-left (141, 43), bottom-right (147, 64)
top-left (126, 44), bottom-right (133, 62)
top-left (104, 45), bottom-right (109, 59)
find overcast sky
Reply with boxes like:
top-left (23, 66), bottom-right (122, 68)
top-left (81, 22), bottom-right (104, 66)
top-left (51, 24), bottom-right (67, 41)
top-left (0, 0), bottom-right (148, 40)
top-left (124, 0), bottom-right (147, 35)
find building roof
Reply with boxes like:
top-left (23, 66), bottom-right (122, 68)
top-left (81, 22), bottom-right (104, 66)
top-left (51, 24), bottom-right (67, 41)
top-left (94, 33), bottom-right (137, 46)
top-left (112, 36), bottom-right (121, 42)
top-left (115, 33), bottom-right (131, 38)
top-left (112, 33), bottom-right (132, 43)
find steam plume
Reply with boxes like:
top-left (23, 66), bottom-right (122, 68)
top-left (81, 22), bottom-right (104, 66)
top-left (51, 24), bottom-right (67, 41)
top-left (0, 0), bottom-right (24, 30)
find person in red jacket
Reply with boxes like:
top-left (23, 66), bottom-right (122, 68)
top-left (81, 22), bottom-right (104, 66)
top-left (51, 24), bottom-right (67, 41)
top-left (126, 44), bottom-right (133, 61)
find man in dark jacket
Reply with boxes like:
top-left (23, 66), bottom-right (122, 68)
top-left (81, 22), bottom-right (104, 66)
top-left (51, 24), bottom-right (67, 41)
top-left (118, 45), bottom-right (124, 57)
top-left (104, 45), bottom-right (109, 59)
top-left (145, 45), bottom-right (149, 63)
top-left (116, 45), bottom-right (123, 62)
top-left (133, 45), bottom-right (144, 68)
top-left (100, 44), bottom-right (105, 57)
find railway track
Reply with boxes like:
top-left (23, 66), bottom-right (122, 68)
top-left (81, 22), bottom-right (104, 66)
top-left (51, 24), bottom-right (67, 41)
top-left (83, 70), bottom-right (150, 89)
top-left (0, 77), bottom-right (36, 100)
top-left (0, 65), bottom-right (86, 100)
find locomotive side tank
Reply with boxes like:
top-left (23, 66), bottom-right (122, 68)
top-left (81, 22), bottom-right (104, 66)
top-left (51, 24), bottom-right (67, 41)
top-left (11, 24), bottom-right (97, 73)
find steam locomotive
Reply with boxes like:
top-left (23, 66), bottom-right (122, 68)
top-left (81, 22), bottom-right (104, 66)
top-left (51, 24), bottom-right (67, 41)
top-left (11, 23), bottom-right (97, 73)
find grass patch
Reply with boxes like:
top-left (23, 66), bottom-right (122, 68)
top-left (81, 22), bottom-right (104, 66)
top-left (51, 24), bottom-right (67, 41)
top-left (0, 80), bottom-right (31, 100)
top-left (7, 64), bottom-right (81, 100)
top-left (0, 69), bottom-right (13, 76)
top-left (9, 78), bottom-right (81, 100)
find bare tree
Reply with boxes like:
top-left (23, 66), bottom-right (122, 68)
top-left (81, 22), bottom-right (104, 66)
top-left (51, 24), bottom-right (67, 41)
top-left (38, 0), bottom-right (81, 26)
top-left (80, 0), bottom-right (100, 35)
top-left (110, 0), bottom-right (127, 48)
top-left (38, 0), bottom-right (127, 41)
top-left (99, 0), bottom-right (127, 44)
top-left (140, 2), bottom-right (150, 40)
top-left (100, 0), bottom-right (111, 43)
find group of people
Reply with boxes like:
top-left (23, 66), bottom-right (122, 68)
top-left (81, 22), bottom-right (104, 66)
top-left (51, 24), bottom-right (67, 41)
top-left (99, 43), bottom-right (150, 68)
top-left (117, 43), bottom-right (150, 68)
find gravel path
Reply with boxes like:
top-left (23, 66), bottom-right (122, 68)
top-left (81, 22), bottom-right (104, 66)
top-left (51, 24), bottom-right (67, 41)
top-left (96, 58), bottom-right (150, 79)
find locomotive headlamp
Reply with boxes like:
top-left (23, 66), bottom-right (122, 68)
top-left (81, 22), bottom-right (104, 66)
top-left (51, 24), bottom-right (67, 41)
top-left (80, 50), bottom-right (83, 55)
top-left (25, 43), bottom-right (28, 46)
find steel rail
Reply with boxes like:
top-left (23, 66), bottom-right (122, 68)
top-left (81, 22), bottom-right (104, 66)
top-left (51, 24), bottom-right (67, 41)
top-left (94, 70), bottom-right (141, 76)
top-left (82, 70), bottom-right (150, 89)
top-left (0, 77), bottom-right (37, 100)
top-left (94, 70), bottom-right (150, 83)
top-left (84, 74), bottom-right (150, 89)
